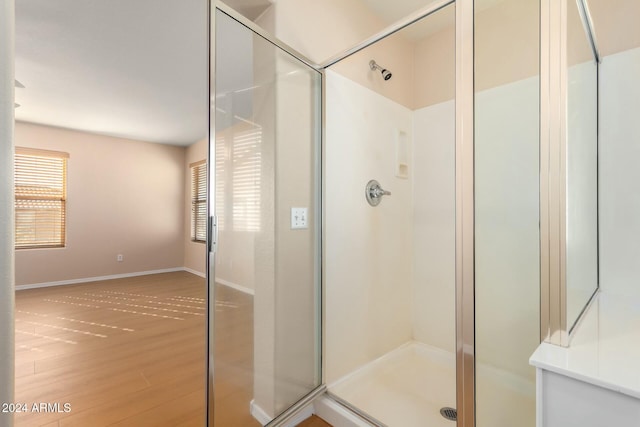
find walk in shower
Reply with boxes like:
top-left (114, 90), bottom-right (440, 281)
top-left (323, 5), bottom-right (457, 426)
top-left (209, 0), bottom-right (541, 426)
top-left (322, 0), bottom-right (540, 425)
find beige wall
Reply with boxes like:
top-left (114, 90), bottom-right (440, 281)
top-left (413, 19), bottom-right (455, 109)
top-left (15, 122), bottom-right (186, 286)
top-left (567, 0), bottom-right (595, 66)
top-left (475, 0), bottom-right (539, 93)
top-left (249, 26), bottom-right (277, 416)
top-left (184, 137), bottom-right (207, 275)
top-left (266, 0), bottom-right (539, 110)
top-left (267, 0), bottom-right (388, 65)
top-left (589, 0), bottom-right (640, 57)
top-left (410, 0), bottom-right (540, 108)
top-left (254, 2), bottom-right (275, 35)
top-left (247, 26), bottom-right (320, 416)
top-left (332, 33), bottom-right (415, 109)
top-left (268, 0), bottom-right (416, 109)
top-left (273, 53), bottom-right (319, 411)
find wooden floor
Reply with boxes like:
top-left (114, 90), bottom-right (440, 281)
top-left (14, 271), bottom-right (331, 427)
top-left (15, 272), bottom-right (207, 427)
top-left (211, 282), bottom-right (260, 427)
top-left (297, 415), bottom-right (332, 427)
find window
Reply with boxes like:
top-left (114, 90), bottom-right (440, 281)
top-left (231, 126), bottom-right (261, 232)
top-left (15, 147), bottom-right (68, 249)
top-left (190, 160), bottom-right (207, 243)
top-left (215, 135), bottom-right (226, 231)
top-left (216, 123), bottom-right (262, 233)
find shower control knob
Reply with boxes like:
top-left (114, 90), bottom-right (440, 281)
top-left (372, 187), bottom-right (391, 198)
top-left (365, 180), bottom-right (391, 206)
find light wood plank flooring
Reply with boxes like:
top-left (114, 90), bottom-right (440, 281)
top-left (212, 282), bottom-right (260, 426)
top-left (296, 415), bottom-right (332, 427)
top-left (15, 272), bottom-right (208, 427)
top-left (15, 271), bottom-right (331, 427)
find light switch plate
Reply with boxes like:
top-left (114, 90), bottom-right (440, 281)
top-left (291, 207), bottom-right (308, 229)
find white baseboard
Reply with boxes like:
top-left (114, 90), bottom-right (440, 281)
top-left (15, 268), bottom-right (258, 298)
top-left (16, 267), bottom-right (198, 291)
top-left (250, 399), bottom-right (315, 427)
top-left (250, 399), bottom-right (272, 425)
top-left (182, 267), bottom-right (206, 278)
top-left (215, 278), bottom-right (255, 296)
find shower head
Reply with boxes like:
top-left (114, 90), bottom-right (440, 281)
top-left (369, 60), bottom-right (392, 81)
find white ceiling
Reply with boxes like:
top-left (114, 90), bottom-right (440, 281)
top-left (14, 0), bottom-right (502, 146)
top-left (15, 0), bottom-right (209, 146)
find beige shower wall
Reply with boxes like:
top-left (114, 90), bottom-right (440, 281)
top-left (15, 122), bottom-right (186, 286)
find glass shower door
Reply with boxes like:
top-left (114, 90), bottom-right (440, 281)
top-left (474, 0), bottom-right (540, 425)
top-left (208, 7), bottom-right (322, 426)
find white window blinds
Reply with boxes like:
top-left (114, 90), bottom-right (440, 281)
top-left (215, 122), bottom-right (262, 233)
top-left (231, 127), bottom-right (261, 232)
top-left (15, 147), bottom-right (68, 249)
top-left (215, 136), bottom-right (226, 231)
top-left (190, 160), bottom-right (207, 242)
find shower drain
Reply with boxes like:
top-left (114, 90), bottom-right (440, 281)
top-left (440, 407), bottom-right (457, 421)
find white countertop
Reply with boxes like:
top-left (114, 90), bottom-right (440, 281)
top-left (530, 291), bottom-right (640, 399)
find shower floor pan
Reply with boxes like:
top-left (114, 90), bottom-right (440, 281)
top-left (328, 341), bottom-right (457, 427)
top-left (327, 341), bottom-right (536, 427)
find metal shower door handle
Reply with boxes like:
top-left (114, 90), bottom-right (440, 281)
top-left (366, 180), bottom-right (391, 206)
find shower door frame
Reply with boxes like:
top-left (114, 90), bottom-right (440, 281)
top-left (207, 2), bottom-right (326, 426)
top-left (319, 0), bottom-right (476, 426)
top-left (540, 0), bottom-right (601, 348)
